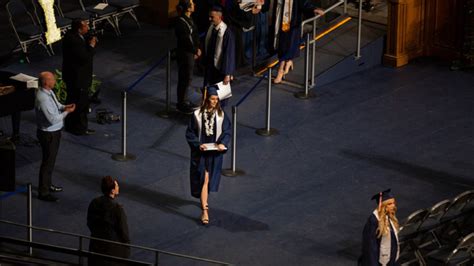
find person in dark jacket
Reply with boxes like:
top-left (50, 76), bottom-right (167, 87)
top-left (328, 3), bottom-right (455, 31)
top-left (225, 0), bottom-right (259, 68)
top-left (175, 0), bottom-right (202, 114)
top-left (87, 176), bottom-right (130, 265)
top-left (204, 5), bottom-right (236, 86)
top-left (62, 19), bottom-right (96, 136)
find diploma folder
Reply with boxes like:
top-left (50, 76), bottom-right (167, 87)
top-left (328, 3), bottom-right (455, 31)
top-left (214, 81), bottom-right (232, 100)
top-left (203, 143), bottom-right (227, 151)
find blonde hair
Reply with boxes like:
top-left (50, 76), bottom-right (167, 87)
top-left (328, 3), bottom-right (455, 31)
top-left (376, 201), bottom-right (399, 238)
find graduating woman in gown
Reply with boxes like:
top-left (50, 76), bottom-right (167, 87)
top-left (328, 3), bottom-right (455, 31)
top-left (360, 189), bottom-right (400, 266)
top-left (186, 86), bottom-right (231, 225)
top-left (272, 0), bottom-right (325, 83)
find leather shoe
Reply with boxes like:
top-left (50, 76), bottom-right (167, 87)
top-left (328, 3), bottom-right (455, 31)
top-left (84, 129), bottom-right (96, 135)
top-left (38, 194), bottom-right (59, 202)
top-left (49, 185), bottom-right (63, 192)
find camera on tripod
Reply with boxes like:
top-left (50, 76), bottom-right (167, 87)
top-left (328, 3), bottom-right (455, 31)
top-left (96, 108), bottom-right (120, 124)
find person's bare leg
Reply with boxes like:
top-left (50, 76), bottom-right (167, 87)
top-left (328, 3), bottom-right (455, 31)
top-left (274, 61), bottom-right (286, 84)
top-left (200, 171), bottom-right (210, 224)
top-left (284, 60), bottom-right (294, 74)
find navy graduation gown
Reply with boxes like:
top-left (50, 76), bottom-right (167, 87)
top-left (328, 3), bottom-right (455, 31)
top-left (361, 214), bottom-right (400, 266)
top-left (186, 110), bottom-right (232, 198)
top-left (204, 25), bottom-right (236, 85)
top-left (272, 0), bottom-right (320, 60)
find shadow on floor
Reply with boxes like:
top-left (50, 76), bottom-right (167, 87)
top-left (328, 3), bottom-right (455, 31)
top-left (58, 171), bottom-right (269, 233)
top-left (340, 150), bottom-right (474, 189)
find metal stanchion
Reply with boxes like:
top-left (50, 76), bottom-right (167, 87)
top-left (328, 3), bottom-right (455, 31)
top-left (344, 0), bottom-right (348, 14)
top-left (295, 33), bottom-right (314, 99)
top-left (27, 183), bottom-right (32, 256)
top-left (78, 236), bottom-right (83, 265)
top-left (355, 0), bottom-right (363, 60)
top-left (112, 91), bottom-right (136, 161)
top-left (311, 19), bottom-right (317, 87)
top-left (158, 51), bottom-right (172, 118)
top-left (256, 68), bottom-right (278, 136)
top-left (222, 106), bottom-right (245, 177)
top-left (155, 251), bottom-right (160, 266)
top-left (252, 26), bottom-right (258, 74)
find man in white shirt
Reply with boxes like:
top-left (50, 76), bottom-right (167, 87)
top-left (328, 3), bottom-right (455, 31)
top-left (36, 71), bottom-right (75, 202)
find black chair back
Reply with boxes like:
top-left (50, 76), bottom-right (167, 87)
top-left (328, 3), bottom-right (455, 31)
top-left (6, 0), bottom-right (37, 26)
top-left (399, 208), bottom-right (429, 235)
top-left (445, 232), bottom-right (474, 263)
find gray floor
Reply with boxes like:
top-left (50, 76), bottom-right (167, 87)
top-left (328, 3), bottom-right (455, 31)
top-left (1, 19), bottom-right (474, 265)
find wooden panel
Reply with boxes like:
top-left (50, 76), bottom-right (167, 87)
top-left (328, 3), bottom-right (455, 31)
top-left (424, 0), bottom-right (464, 59)
top-left (384, 0), bottom-right (421, 67)
top-left (403, 0), bottom-right (424, 57)
top-left (138, 0), bottom-right (179, 26)
top-left (384, 0), bottom-right (466, 67)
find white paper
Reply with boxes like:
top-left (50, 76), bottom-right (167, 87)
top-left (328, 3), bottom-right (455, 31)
top-left (27, 80), bottom-right (38, 89)
top-left (10, 73), bottom-right (37, 83)
top-left (203, 143), bottom-right (227, 151)
top-left (94, 3), bottom-right (108, 10)
top-left (215, 81), bottom-right (232, 100)
top-left (239, 2), bottom-right (255, 11)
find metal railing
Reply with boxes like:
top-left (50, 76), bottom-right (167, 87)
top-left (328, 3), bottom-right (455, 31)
top-left (296, 0), bottom-right (362, 99)
top-left (222, 68), bottom-right (277, 177)
top-left (0, 219), bottom-right (231, 265)
top-left (0, 184), bottom-right (32, 255)
top-left (112, 50), bottom-right (172, 162)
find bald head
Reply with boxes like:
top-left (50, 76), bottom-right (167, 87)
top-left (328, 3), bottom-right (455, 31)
top-left (39, 71), bottom-right (56, 90)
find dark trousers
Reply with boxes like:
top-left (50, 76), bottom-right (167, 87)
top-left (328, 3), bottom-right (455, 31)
top-left (65, 85), bottom-right (89, 134)
top-left (37, 129), bottom-right (61, 196)
top-left (176, 51), bottom-right (195, 105)
top-left (204, 65), bottom-right (229, 107)
top-left (229, 24), bottom-right (246, 68)
top-left (204, 65), bottom-right (225, 86)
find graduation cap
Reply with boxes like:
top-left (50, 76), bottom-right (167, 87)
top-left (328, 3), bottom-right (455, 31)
top-left (202, 85), bottom-right (219, 101)
top-left (371, 189), bottom-right (394, 204)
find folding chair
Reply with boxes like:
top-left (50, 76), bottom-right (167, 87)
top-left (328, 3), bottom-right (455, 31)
top-left (56, 0), bottom-right (92, 20)
top-left (442, 191), bottom-right (474, 220)
top-left (105, 0), bottom-right (140, 33)
top-left (442, 191), bottom-right (474, 238)
top-left (6, 0), bottom-right (52, 62)
top-left (398, 209), bottom-right (429, 266)
top-left (416, 200), bottom-right (452, 251)
top-left (81, 0), bottom-right (120, 36)
top-left (459, 190), bottom-right (474, 211)
top-left (426, 232), bottom-right (474, 265)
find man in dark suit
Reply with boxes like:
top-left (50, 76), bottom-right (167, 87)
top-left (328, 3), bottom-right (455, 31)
top-left (62, 19), bottom-right (96, 136)
top-left (87, 176), bottom-right (130, 265)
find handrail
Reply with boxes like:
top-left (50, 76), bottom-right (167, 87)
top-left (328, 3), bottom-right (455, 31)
top-left (0, 219), bottom-right (231, 265)
top-left (300, 0), bottom-right (345, 38)
top-left (0, 185), bottom-right (27, 200)
top-left (296, 0), bottom-right (352, 99)
top-left (0, 236), bottom-right (150, 266)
